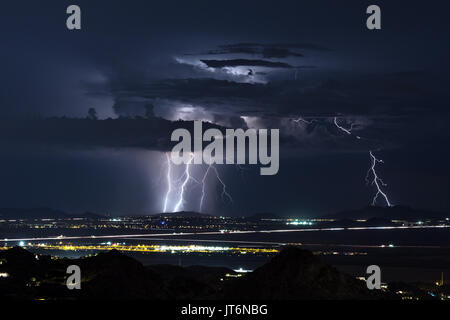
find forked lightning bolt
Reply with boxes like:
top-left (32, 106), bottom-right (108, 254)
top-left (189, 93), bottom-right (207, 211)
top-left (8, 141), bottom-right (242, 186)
top-left (211, 165), bottom-right (233, 204)
top-left (163, 153), bottom-right (172, 213)
top-left (328, 116), bottom-right (392, 206)
top-left (199, 163), bottom-right (233, 212)
top-left (164, 152), bottom-right (233, 213)
top-left (173, 153), bottom-right (194, 212)
top-left (366, 151), bottom-right (392, 207)
top-left (199, 164), bottom-right (211, 212)
top-left (293, 117), bottom-right (312, 125)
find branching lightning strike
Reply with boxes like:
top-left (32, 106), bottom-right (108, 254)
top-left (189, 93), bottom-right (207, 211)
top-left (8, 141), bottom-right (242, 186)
top-left (292, 115), bottom-right (393, 207)
top-left (292, 117), bottom-right (320, 125)
top-left (332, 116), bottom-right (392, 206)
top-left (198, 163), bottom-right (233, 212)
top-left (163, 152), bottom-right (233, 213)
top-left (211, 165), bottom-right (233, 203)
top-left (293, 117), bottom-right (312, 125)
top-left (366, 151), bottom-right (392, 207)
top-left (163, 153), bottom-right (172, 213)
top-left (173, 153), bottom-right (194, 212)
top-left (199, 164), bottom-right (211, 212)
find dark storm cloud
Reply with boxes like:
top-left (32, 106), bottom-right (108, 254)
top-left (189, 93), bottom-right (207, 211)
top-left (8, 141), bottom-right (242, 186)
top-left (212, 114), bottom-right (248, 129)
top-left (190, 43), bottom-right (331, 58)
top-left (0, 117), bottom-right (225, 152)
top-left (92, 68), bottom-right (450, 156)
top-left (200, 59), bottom-right (294, 69)
top-left (0, 116), bottom-right (335, 153)
top-left (121, 71), bottom-right (449, 119)
top-left (112, 98), bottom-right (153, 117)
top-left (0, 115), bottom-right (389, 156)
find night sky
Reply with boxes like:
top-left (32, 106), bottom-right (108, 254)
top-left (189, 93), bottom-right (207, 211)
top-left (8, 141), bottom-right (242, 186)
top-left (1, 0), bottom-right (450, 216)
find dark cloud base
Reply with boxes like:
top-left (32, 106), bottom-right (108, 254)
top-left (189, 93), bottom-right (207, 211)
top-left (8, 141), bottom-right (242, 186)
top-left (200, 59), bottom-right (294, 69)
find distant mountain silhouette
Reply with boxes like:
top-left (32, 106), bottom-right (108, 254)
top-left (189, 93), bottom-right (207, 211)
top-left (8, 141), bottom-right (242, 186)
top-left (328, 205), bottom-right (448, 220)
top-left (0, 207), bottom-right (105, 219)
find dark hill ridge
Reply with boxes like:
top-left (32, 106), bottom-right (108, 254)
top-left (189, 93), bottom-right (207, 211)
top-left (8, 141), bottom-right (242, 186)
top-left (0, 207), bottom-right (105, 220)
top-left (0, 246), bottom-right (389, 300)
top-left (0, 207), bottom-right (67, 219)
top-left (75, 250), bottom-right (166, 299)
top-left (246, 212), bottom-right (280, 221)
top-left (222, 247), bottom-right (383, 299)
top-left (328, 205), bottom-right (448, 220)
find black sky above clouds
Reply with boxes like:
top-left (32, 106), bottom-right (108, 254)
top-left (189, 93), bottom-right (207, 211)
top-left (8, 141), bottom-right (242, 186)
top-left (0, 0), bottom-right (450, 216)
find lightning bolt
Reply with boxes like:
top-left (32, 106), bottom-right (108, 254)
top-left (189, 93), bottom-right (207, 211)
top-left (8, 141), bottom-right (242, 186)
top-left (334, 117), bottom-right (360, 139)
top-left (293, 117), bottom-right (314, 125)
top-left (331, 117), bottom-right (393, 206)
top-left (162, 149), bottom-right (234, 213)
top-left (199, 164), bottom-right (211, 212)
top-left (173, 153), bottom-right (194, 212)
top-left (163, 153), bottom-right (172, 213)
top-left (211, 165), bottom-right (233, 203)
top-left (199, 163), bottom-right (233, 212)
top-left (366, 151), bottom-right (392, 207)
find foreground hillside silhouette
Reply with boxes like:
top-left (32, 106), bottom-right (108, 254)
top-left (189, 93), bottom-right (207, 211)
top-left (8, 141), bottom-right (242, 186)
top-left (0, 246), bottom-right (390, 300)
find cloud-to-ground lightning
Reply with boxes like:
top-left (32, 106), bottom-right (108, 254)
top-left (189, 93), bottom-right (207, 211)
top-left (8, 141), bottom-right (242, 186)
top-left (199, 164), bottom-right (212, 212)
top-left (330, 116), bottom-right (393, 206)
top-left (163, 153), bottom-right (172, 213)
top-left (366, 150), bottom-right (392, 207)
top-left (199, 163), bottom-right (233, 212)
top-left (173, 153), bottom-right (194, 212)
top-left (163, 149), bottom-right (234, 213)
top-left (211, 165), bottom-right (233, 203)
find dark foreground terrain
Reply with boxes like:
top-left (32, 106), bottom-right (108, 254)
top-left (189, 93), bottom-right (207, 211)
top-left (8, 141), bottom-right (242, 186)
top-left (0, 246), bottom-right (439, 300)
